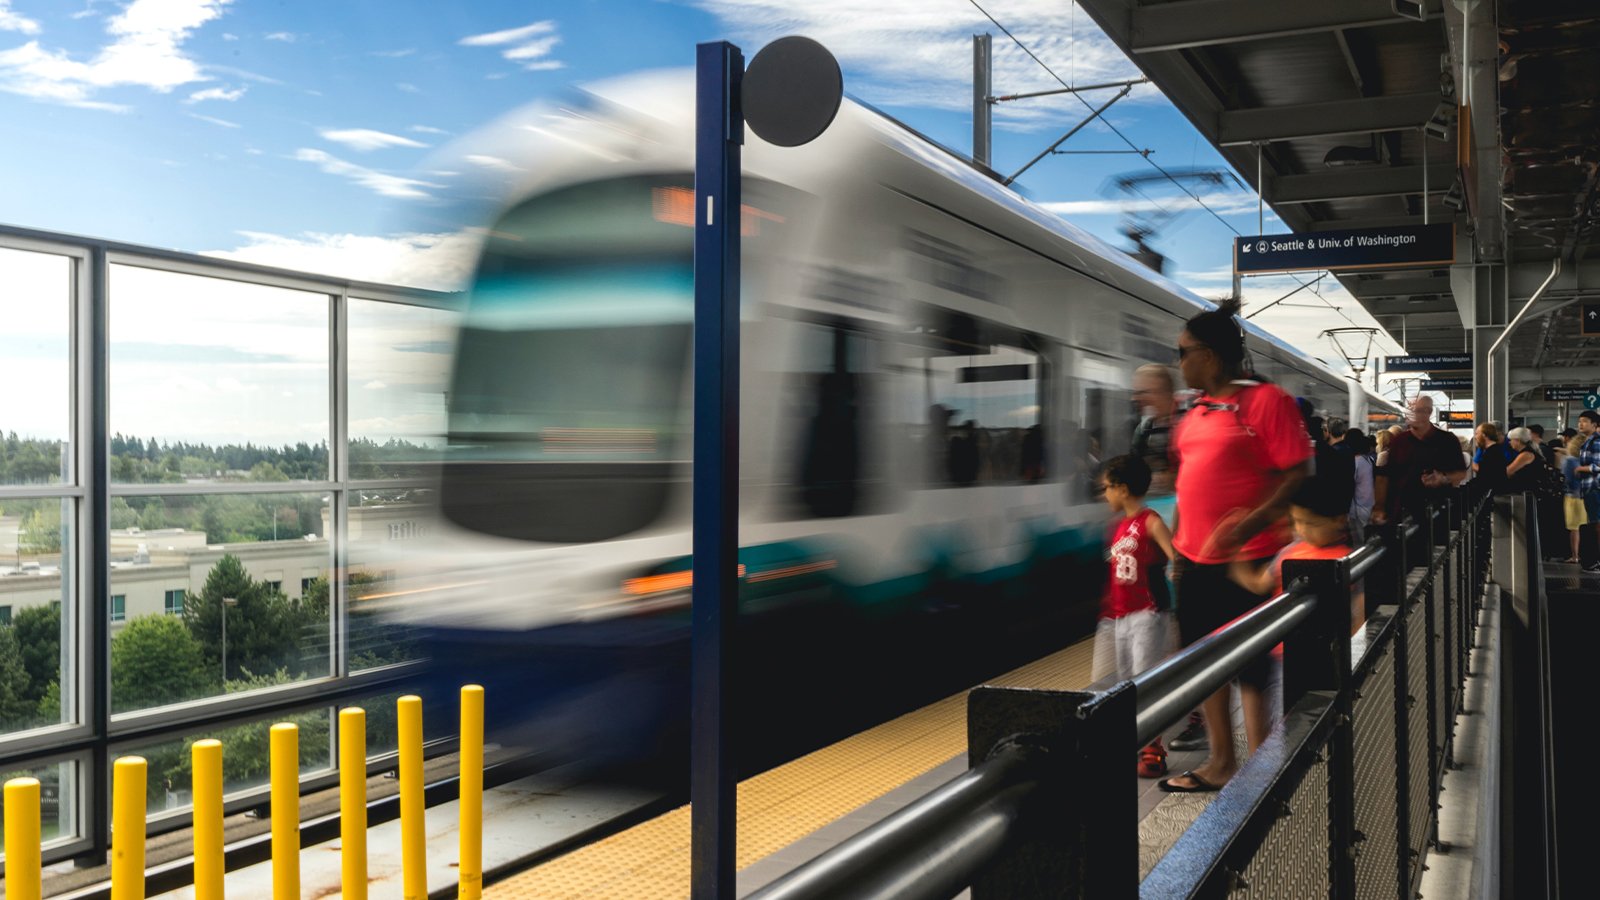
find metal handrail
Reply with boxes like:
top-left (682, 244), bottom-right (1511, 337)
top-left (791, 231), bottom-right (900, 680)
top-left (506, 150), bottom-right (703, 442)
top-left (747, 741), bottom-right (1047, 900)
top-left (1131, 587), bottom-right (1316, 748)
top-left (753, 516), bottom-right (1412, 899)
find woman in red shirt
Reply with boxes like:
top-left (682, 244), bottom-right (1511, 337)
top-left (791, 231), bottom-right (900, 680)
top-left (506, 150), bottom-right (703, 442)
top-left (1161, 298), bottom-right (1312, 794)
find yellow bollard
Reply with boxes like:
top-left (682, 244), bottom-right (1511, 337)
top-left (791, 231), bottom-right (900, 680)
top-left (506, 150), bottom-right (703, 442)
top-left (398, 694), bottom-right (427, 900)
top-left (111, 756), bottom-right (147, 900)
top-left (269, 723), bottom-right (299, 900)
top-left (5, 777), bottom-right (43, 900)
top-left (459, 685), bottom-right (485, 900)
top-left (339, 707), bottom-right (368, 900)
top-left (191, 740), bottom-right (225, 900)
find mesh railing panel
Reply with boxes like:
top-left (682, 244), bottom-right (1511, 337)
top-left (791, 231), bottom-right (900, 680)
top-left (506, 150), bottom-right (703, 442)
top-left (1353, 645), bottom-right (1402, 900)
top-left (1431, 578), bottom-right (1449, 765)
top-left (1405, 597), bottom-right (1432, 873)
top-left (1237, 754), bottom-right (1332, 900)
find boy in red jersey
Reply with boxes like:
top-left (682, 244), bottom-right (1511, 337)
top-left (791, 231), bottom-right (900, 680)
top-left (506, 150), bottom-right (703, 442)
top-left (1093, 455), bottom-right (1177, 778)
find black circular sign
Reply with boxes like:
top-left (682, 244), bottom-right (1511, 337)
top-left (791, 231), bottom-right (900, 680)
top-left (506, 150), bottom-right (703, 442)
top-left (742, 37), bottom-right (843, 148)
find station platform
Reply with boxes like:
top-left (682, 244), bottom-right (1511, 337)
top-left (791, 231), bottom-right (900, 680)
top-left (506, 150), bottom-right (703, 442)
top-left (483, 634), bottom-right (1246, 898)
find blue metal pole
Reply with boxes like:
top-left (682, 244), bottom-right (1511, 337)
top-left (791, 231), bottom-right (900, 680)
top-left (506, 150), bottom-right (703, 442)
top-left (692, 39), bottom-right (743, 900)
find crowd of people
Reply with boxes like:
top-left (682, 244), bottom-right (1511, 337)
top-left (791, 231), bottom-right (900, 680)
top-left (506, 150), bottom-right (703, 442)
top-left (1091, 297), bottom-right (1600, 788)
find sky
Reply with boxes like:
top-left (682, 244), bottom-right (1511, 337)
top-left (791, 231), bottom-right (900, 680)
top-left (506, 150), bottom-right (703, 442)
top-left (0, 0), bottom-right (1414, 449)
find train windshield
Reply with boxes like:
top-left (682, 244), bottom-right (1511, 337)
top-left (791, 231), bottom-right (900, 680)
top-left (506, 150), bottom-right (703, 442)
top-left (449, 175), bottom-right (696, 465)
top-left (443, 174), bottom-right (710, 543)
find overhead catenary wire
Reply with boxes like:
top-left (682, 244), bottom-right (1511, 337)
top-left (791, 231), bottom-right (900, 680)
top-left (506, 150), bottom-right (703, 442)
top-left (964, 0), bottom-right (1361, 329)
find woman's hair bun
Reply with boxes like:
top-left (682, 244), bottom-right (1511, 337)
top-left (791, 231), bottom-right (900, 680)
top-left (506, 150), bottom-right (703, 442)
top-left (1213, 296), bottom-right (1243, 318)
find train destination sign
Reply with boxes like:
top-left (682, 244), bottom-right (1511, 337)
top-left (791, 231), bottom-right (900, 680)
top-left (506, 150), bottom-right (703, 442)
top-left (1545, 386), bottom-right (1592, 402)
top-left (1384, 353), bottom-right (1472, 372)
top-left (1422, 377), bottom-right (1472, 391)
top-left (1584, 303), bottom-right (1600, 336)
top-left (1234, 223), bottom-right (1454, 274)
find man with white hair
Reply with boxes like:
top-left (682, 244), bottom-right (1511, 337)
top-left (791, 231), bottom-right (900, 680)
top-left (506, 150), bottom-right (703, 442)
top-left (1373, 395), bottom-right (1467, 524)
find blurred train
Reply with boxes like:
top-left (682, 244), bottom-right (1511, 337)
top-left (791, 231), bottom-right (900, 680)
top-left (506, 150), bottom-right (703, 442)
top-left (375, 72), bottom-right (1399, 768)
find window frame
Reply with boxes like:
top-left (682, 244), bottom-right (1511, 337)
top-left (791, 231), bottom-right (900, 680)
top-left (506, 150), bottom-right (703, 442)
top-left (0, 225), bottom-right (449, 868)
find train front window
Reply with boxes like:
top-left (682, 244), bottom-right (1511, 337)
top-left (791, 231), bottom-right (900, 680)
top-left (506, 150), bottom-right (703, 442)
top-left (443, 175), bottom-right (696, 542)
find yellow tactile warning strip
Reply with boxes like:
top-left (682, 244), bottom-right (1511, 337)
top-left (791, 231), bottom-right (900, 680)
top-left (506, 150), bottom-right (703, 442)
top-left (488, 637), bottom-right (1095, 899)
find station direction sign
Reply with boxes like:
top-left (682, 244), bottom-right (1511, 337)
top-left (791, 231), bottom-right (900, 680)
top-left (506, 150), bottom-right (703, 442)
top-left (1385, 353), bottom-right (1472, 372)
top-left (1234, 223), bottom-right (1454, 275)
top-left (1421, 377), bottom-right (1472, 391)
top-left (1584, 303), bottom-right (1600, 336)
top-left (1545, 385), bottom-right (1592, 402)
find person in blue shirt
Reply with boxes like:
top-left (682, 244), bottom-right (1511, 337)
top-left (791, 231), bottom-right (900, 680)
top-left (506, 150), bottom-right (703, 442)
top-left (1573, 410), bottom-right (1600, 571)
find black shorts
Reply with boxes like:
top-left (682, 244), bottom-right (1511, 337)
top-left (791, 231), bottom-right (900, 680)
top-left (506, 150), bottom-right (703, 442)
top-left (1174, 554), bottom-right (1274, 688)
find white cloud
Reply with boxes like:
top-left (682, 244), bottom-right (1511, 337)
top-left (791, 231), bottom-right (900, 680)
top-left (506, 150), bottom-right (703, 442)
top-left (221, 32), bottom-right (237, 40)
top-left (0, 0), bottom-right (230, 109)
top-left (189, 112), bottom-right (238, 128)
top-left (202, 229), bottom-right (483, 292)
top-left (458, 19), bottom-right (562, 71)
top-left (264, 31), bottom-right (294, 42)
top-left (0, 1), bottom-right (41, 35)
top-left (693, 1), bottom-right (1145, 124)
top-left (186, 84), bottom-right (244, 103)
top-left (409, 124), bottom-right (448, 135)
top-left (464, 154), bottom-right (521, 174)
top-left (318, 127), bottom-right (428, 152)
top-left (395, 81), bottom-right (419, 93)
top-left (370, 48), bottom-right (415, 58)
top-left (364, 380), bottom-right (388, 390)
top-left (291, 148), bottom-right (442, 199)
top-left (458, 20), bottom-right (555, 47)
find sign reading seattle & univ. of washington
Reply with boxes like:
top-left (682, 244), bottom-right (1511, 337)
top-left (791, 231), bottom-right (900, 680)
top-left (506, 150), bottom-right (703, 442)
top-left (1384, 353), bottom-right (1472, 372)
top-left (1234, 223), bottom-right (1454, 275)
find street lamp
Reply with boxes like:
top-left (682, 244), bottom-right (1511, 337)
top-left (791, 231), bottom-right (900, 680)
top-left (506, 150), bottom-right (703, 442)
top-left (220, 597), bottom-right (238, 682)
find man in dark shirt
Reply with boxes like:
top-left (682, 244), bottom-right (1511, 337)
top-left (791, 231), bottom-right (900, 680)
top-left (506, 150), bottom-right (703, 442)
top-left (1373, 395), bottom-right (1468, 524)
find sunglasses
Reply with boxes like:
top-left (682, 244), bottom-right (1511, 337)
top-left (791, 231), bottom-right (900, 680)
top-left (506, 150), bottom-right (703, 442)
top-left (1176, 343), bottom-right (1207, 361)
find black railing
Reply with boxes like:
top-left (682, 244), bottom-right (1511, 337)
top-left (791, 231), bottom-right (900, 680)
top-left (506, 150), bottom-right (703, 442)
top-left (751, 490), bottom-right (1494, 900)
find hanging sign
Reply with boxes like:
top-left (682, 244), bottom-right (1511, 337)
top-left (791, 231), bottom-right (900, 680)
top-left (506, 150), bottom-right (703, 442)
top-left (1234, 223), bottom-right (1454, 274)
top-left (1384, 353), bottom-right (1472, 372)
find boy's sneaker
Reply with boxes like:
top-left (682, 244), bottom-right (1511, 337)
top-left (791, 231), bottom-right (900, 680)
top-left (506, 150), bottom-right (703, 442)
top-left (1138, 740), bottom-right (1168, 779)
top-left (1169, 713), bottom-right (1206, 751)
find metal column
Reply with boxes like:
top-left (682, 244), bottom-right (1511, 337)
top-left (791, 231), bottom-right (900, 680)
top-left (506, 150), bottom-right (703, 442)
top-left (691, 39), bottom-right (744, 900)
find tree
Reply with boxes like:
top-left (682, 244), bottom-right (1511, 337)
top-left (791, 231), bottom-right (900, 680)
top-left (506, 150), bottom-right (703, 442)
top-left (111, 615), bottom-right (213, 713)
top-left (19, 503), bottom-right (62, 554)
top-left (12, 603), bottom-right (60, 704)
top-left (185, 555), bottom-right (305, 680)
top-left (0, 626), bottom-right (35, 728)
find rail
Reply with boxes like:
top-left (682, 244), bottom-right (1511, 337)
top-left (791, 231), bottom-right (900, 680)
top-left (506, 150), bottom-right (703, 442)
top-left (751, 489), bottom-right (1495, 900)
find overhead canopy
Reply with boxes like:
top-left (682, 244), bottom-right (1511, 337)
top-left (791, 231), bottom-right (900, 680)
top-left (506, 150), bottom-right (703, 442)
top-left (1075, 0), bottom-right (1600, 403)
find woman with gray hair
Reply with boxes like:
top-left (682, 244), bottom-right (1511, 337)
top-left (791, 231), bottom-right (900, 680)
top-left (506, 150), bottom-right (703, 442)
top-left (1505, 427), bottom-right (1545, 495)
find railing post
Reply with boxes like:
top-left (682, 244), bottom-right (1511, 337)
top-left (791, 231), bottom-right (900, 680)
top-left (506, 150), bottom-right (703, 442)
top-left (968, 683), bottom-right (1137, 899)
top-left (1280, 556), bottom-right (1355, 899)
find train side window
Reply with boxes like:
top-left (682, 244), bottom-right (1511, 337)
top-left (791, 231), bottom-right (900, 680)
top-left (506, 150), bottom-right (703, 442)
top-left (789, 318), bottom-right (880, 517)
top-left (911, 310), bottom-right (1046, 487)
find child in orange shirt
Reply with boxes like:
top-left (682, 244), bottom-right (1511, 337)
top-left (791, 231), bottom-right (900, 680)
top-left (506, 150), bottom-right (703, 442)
top-left (1233, 476), bottom-right (1367, 648)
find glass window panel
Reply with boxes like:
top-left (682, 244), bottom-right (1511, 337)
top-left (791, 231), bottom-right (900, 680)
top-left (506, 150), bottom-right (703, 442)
top-left (0, 497), bottom-right (73, 733)
top-left (109, 493), bottom-right (331, 715)
top-left (109, 265), bottom-right (330, 484)
top-left (345, 491), bottom-right (426, 671)
top-left (348, 299), bottom-right (457, 480)
top-left (353, 689), bottom-right (454, 760)
top-left (0, 247), bottom-right (72, 486)
top-left (114, 708), bottom-right (333, 817)
top-left (0, 759), bottom-right (77, 855)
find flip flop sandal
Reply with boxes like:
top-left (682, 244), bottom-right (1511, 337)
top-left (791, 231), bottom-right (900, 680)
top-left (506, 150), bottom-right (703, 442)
top-left (1159, 769), bottom-right (1221, 793)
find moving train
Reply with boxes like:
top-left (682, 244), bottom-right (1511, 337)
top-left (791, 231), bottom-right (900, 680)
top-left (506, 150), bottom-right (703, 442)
top-left (376, 71), bottom-right (1398, 767)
